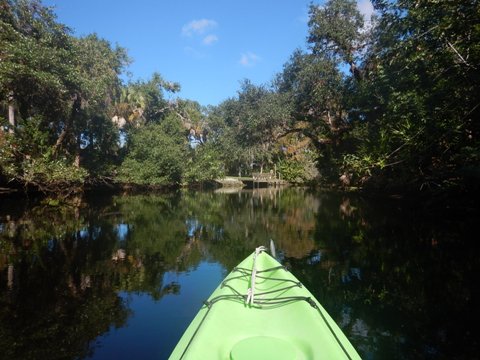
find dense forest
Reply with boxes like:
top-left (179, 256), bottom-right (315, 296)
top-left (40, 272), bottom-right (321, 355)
top-left (1, 0), bottom-right (479, 196)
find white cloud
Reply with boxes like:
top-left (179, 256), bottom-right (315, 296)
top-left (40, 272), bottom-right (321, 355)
top-left (357, 0), bottom-right (374, 20)
top-left (203, 34), bottom-right (218, 45)
top-left (182, 19), bottom-right (217, 37)
top-left (239, 52), bottom-right (261, 67)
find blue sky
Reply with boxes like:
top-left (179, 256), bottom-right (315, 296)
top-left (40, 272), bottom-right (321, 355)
top-left (43, 0), bottom-right (373, 107)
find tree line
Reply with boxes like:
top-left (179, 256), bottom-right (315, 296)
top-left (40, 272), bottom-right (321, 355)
top-left (1, 0), bottom-right (479, 195)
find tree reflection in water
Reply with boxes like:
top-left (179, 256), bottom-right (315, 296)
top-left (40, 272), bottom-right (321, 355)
top-left (0, 189), bottom-right (478, 359)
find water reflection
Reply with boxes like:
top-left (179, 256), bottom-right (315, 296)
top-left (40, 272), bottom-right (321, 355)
top-left (0, 189), bottom-right (478, 359)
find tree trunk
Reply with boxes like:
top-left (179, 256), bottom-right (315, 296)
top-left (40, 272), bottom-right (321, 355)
top-left (74, 153), bottom-right (81, 168)
top-left (74, 139), bottom-right (81, 168)
top-left (8, 92), bottom-right (15, 133)
top-left (7, 264), bottom-right (14, 290)
top-left (53, 125), bottom-right (68, 153)
top-left (54, 93), bottom-right (81, 156)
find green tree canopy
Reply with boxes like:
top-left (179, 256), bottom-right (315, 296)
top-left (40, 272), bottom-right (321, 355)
top-left (117, 114), bottom-right (187, 186)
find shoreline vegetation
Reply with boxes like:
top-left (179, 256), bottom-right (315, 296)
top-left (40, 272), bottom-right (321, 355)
top-left (1, 0), bottom-right (479, 202)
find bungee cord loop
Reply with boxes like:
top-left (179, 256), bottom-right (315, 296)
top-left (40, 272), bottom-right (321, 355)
top-left (246, 246), bottom-right (266, 306)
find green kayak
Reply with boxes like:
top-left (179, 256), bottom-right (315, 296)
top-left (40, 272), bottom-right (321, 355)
top-left (169, 247), bottom-right (361, 360)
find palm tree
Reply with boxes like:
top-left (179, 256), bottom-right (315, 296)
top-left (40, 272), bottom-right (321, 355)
top-left (111, 86), bottom-right (147, 129)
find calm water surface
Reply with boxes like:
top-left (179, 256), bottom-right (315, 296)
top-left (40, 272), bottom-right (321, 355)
top-left (0, 188), bottom-right (478, 359)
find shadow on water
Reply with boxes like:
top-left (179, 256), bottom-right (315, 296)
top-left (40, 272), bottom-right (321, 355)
top-left (0, 188), bottom-right (478, 359)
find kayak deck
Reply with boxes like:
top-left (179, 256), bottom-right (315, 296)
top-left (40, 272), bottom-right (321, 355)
top-left (169, 249), bottom-right (361, 360)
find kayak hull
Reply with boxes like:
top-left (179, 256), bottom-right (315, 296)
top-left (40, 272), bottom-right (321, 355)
top-left (169, 250), bottom-right (361, 360)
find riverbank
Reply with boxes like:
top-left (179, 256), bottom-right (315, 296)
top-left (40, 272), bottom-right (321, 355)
top-left (1, 176), bottom-right (478, 220)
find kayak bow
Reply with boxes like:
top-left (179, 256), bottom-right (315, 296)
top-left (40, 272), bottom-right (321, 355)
top-left (169, 247), bottom-right (361, 360)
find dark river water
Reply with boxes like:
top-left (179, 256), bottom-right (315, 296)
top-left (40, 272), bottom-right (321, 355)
top-left (0, 188), bottom-right (478, 359)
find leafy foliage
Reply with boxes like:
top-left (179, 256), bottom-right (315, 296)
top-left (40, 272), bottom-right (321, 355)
top-left (0, 0), bottom-right (128, 192)
top-left (184, 142), bottom-right (225, 183)
top-left (349, 0), bottom-right (480, 191)
top-left (1, 0), bottom-right (479, 195)
top-left (210, 80), bottom-right (295, 176)
top-left (117, 115), bottom-right (186, 186)
top-left (0, 116), bottom-right (88, 193)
